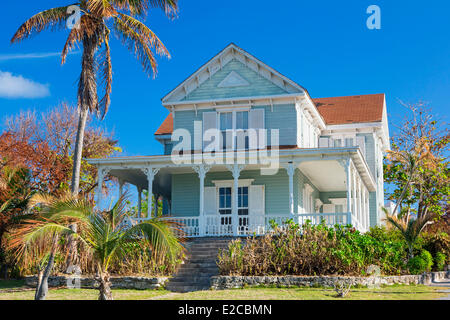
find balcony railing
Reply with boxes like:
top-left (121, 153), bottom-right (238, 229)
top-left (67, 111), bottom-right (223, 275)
top-left (127, 212), bottom-right (363, 238)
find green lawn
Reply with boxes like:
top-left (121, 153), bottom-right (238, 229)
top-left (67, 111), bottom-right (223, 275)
top-left (0, 280), bottom-right (448, 300)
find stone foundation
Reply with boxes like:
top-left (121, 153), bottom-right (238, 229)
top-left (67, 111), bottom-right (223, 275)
top-left (24, 275), bottom-right (168, 290)
top-left (210, 271), bottom-right (450, 290)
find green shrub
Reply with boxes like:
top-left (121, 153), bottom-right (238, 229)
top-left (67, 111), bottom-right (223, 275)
top-left (434, 252), bottom-right (446, 271)
top-left (420, 250), bottom-right (434, 271)
top-left (420, 232), bottom-right (450, 264)
top-left (407, 250), bottom-right (433, 274)
top-left (407, 256), bottom-right (427, 274)
top-left (218, 222), bottom-right (408, 276)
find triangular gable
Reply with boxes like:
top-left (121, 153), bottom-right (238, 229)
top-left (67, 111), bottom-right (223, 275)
top-left (162, 43), bottom-right (305, 104)
top-left (181, 58), bottom-right (289, 101)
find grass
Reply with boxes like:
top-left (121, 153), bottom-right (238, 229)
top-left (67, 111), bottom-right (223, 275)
top-left (0, 280), bottom-right (448, 300)
top-left (168, 285), bottom-right (449, 300)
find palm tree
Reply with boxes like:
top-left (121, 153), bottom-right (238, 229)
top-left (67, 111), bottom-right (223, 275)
top-left (9, 193), bottom-right (183, 300)
top-left (11, 0), bottom-right (178, 195)
top-left (383, 207), bottom-right (434, 259)
top-left (0, 165), bottom-right (33, 279)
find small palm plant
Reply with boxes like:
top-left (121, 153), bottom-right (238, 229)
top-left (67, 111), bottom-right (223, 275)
top-left (383, 207), bottom-right (434, 259)
top-left (9, 193), bottom-right (183, 300)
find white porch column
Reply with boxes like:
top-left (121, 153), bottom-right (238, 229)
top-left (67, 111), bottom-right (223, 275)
top-left (118, 178), bottom-right (124, 198)
top-left (144, 167), bottom-right (160, 219)
top-left (358, 178), bottom-right (363, 231)
top-left (137, 187), bottom-right (142, 218)
top-left (362, 185), bottom-right (367, 231)
top-left (285, 162), bottom-right (296, 217)
top-left (194, 165), bottom-right (211, 237)
top-left (97, 167), bottom-right (107, 210)
top-left (352, 166), bottom-right (357, 228)
top-left (227, 164), bottom-right (245, 236)
top-left (345, 160), bottom-right (352, 226)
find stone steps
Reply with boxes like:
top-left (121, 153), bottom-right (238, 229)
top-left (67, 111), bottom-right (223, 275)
top-left (165, 237), bottom-right (234, 292)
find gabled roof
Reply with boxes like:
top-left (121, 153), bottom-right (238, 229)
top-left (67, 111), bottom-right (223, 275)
top-left (154, 93), bottom-right (386, 135)
top-left (161, 43), bottom-right (305, 104)
top-left (154, 113), bottom-right (174, 136)
top-left (313, 93), bottom-right (385, 125)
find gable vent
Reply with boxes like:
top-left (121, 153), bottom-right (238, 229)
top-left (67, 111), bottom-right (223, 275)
top-left (217, 71), bottom-right (250, 88)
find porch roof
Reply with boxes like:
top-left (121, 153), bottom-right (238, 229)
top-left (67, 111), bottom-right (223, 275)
top-left (87, 147), bottom-right (376, 192)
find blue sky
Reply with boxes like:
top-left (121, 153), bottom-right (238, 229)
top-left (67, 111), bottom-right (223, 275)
top-left (0, 0), bottom-right (449, 157)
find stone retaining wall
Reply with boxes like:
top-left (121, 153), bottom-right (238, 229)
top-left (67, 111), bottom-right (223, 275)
top-left (24, 275), bottom-right (168, 290)
top-left (210, 271), bottom-right (450, 290)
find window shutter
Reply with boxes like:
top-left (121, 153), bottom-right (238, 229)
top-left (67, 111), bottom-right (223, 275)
top-left (204, 187), bottom-right (217, 215)
top-left (249, 185), bottom-right (265, 233)
top-left (202, 112), bottom-right (217, 150)
top-left (356, 136), bottom-right (366, 158)
top-left (345, 138), bottom-right (354, 147)
top-left (249, 109), bottom-right (265, 149)
top-left (235, 130), bottom-right (247, 150)
top-left (319, 137), bottom-right (329, 148)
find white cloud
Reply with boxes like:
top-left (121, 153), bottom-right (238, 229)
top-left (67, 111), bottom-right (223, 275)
top-left (0, 51), bottom-right (79, 62)
top-left (0, 70), bottom-right (50, 99)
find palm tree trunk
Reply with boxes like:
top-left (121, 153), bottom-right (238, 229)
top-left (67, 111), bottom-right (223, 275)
top-left (71, 35), bottom-right (98, 195)
top-left (65, 223), bottom-right (78, 273)
top-left (70, 107), bottom-right (89, 195)
top-left (35, 235), bottom-right (58, 300)
top-left (97, 271), bottom-right (113, 300)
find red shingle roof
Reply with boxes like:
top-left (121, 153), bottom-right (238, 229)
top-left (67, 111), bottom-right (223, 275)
top-left (313, 93), bottom-right (385, 125)
top-left (154, 113), bottom-right (174, 135)
top-left (154, 93), bottom-right (385, 135)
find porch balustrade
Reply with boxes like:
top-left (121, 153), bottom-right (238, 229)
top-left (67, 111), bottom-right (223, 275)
top-left (127, 211), bottom-right (363, 238)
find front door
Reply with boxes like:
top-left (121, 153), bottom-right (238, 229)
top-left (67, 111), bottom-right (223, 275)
top-left (218, 187), bottom-right (233, 234)
top-left (237, 186), bottom-right (249, 234)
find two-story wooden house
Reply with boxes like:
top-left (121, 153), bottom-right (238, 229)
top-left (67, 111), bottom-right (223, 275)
top-left (88, 43), bottom-right (390, 237)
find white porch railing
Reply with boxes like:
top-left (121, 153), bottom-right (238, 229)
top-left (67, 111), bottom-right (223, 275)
top-left (127, 212), bottom-right (364, 238)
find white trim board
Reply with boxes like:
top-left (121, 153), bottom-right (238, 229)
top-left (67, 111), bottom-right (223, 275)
top-left (161, 43), bottom-right (305, 104)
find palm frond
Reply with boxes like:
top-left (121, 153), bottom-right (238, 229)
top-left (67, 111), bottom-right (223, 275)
top-left (112, 13), bottom-right (169, 78)
top-left (111, 0), bottom-right (178, 18)
top-left (11, 5), bottom-right (77, 43)
top-left (124, 218), bottom-right (184, 262)
top-left (96, 29), bottom-right (113, 119)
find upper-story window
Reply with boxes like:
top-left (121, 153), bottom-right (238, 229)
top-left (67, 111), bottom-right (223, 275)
top-left (333, 139), bottom-right (342, 147)
top-left (220, 112), bottom-right (233, 150)
top-left (345, 138), bottom-right (354, 147)
top-left (236, 111), bottom-right (249, 150)
top-left (219, 111), bottom-right (250, 151)
top-left (203, 109), bottom-right (264, 152)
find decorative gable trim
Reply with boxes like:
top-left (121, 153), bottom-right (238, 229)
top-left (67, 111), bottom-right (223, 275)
top-left (161, 43), bottom-right (305, 104)
top-left (217, 71), bottom-right (249, 88)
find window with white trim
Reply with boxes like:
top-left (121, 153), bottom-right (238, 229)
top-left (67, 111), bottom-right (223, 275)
top-left (219, 111), bottom-right (249, 151)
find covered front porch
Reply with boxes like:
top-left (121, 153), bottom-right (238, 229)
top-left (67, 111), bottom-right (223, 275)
top-left (89, 147), bottom-right (376, 237)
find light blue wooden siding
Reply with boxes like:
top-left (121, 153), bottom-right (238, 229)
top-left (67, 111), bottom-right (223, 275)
top-left (369, 192), bottom-right (377, 227)
top-left (171, 169), bottom-right (299, 217)
top-left (254, 104), bottom-right (297, 146)
top-left (173, 104), bottom-right (297, 147)
top-left (358, 133), bottom-right (376, 178)
top-left (171, 173), bottom-right (200, 216)
top-left (183, 59), bottom-right (288, 101)
top-left (173, 109), bottom-right (212, 148)
top-left (356, 133), bottom-right (379, 227)
top-left (164, 142), bottom-right (173, 155)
